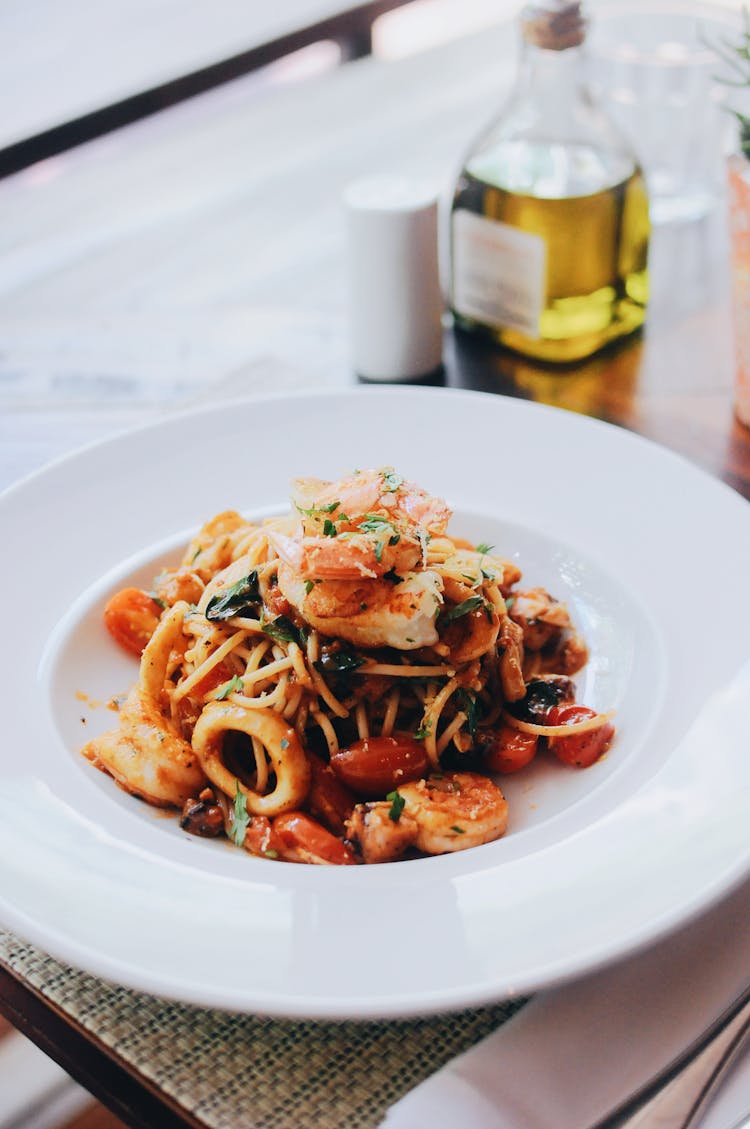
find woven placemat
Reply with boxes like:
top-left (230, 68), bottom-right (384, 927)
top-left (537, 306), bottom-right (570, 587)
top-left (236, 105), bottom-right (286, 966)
top-left (0, 929), bottom-right (525, 1128)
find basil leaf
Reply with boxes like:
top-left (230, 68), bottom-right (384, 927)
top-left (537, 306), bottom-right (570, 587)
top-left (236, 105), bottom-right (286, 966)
top-left (314, 651), bottom-right (366, 674)
top-left (205, 572), bottom-right (260, 621)
top-left (262, 615), bottom-right (304, 646)
top-left (443, 596), bottom-right (484, 622)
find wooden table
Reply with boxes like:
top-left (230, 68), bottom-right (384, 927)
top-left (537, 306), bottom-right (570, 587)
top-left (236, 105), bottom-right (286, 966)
top-left (1, 9), bottom-right (749, 1127)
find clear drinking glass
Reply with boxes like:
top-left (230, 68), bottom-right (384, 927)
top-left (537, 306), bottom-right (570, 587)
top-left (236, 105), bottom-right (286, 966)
top-left (586, 1), bottom-right (740, 223)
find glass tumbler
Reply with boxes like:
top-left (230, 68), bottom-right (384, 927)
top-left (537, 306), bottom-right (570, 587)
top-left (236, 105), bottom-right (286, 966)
top-left (586, 1), bottom-right (740, 223)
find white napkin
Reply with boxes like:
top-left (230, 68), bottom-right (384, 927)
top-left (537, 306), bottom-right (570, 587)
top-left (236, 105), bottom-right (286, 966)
top-left (381, 875), bottom-right (750, 1129)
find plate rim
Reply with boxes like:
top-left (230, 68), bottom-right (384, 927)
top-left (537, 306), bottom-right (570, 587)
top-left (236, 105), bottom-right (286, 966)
top-left (3, 384), bottom-right (750, 1018)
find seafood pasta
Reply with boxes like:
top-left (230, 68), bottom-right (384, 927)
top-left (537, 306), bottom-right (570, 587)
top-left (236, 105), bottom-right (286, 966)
top-left (83, 468), bottom-right (615, 865)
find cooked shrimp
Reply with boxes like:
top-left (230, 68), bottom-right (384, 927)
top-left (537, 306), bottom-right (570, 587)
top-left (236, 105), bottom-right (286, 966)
top-left (82, 603), bottom-right (207, 807)
top-left (511, 587), bottom-right (589, 675)
top-left (270, 467), bottom-right (451, 581)
top-left (346, 801), bottom-right (419, 864)
top-left (181, 510), bottom-right (256, 581)
top-left (395, 771), bottom-right (508, 853)
top-left (278, 564), bottom-right (443, 649)
top-left (440, 577), bottom-right (500, 664)
top-left (498, 616), bottom-right (526, 701)
top-left (269, 467), bottom-right (449, 649)
top-left (152, 566), bottom-right (205, 608)
top-left (510, 587), bottom-right (573, 651)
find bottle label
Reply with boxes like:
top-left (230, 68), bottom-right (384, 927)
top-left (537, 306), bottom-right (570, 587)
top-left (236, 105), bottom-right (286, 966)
top-left (452, 208), bottom-right (546, 337)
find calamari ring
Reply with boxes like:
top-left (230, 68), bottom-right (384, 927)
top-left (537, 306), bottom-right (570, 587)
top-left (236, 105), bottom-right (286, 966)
top-left (192, 703), bottom-right (311, 816)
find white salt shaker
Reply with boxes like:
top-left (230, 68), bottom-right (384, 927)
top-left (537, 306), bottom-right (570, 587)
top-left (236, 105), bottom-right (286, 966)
top-left (343, 176), bottom-right (444, 381)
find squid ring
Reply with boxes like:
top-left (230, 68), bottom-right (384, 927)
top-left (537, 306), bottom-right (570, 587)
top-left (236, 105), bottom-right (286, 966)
top-left (192, 703), bottom-right (311, 816)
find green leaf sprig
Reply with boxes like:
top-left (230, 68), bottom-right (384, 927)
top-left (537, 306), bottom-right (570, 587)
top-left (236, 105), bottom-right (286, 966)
top-left (707, 8), bottom-right (750, 158)
top-left (231, 782), bottom-right (251, 846)
top-left (386, 790), bottom-right (406, 822)
top-left (442, 596), bottom-right (485, 622)
top-left (205, 572), bottom-right (260, 621)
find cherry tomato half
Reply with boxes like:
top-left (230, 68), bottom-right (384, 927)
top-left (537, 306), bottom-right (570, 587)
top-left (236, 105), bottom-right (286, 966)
top-left (273, 812), bottom-right (357, 865)
top-left (307, 756), bottom-right (356, 835)
top-left (243, 815), bottom-right (285, 860)
top-left (480, 725), bottom-right (538, 774)
top-left (547, 705), bottom-right (615, 768)
top-left (103, 587), bottom-right (163, 656)
top-left (330, 734), bottom-right (428, 798)
top-left (190, 660), bottom-right (235, 700)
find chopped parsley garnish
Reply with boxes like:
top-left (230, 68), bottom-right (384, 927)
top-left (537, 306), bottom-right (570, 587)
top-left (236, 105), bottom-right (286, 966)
top-left (360, 515), bottom-right (398, 536)
top-left (230, 782), bottom-right (250, 847)
top-left (322, 518), bottom-right (337, 537)
top-left (190, 547), bottom-right (202, 563)
top-left (205, 572), bottom-right (260, 621)
top-left (443, 595), bottom-right (484, 622)
top-left (476, 542), bottom-right (494, 555)
top-left (381, 469), bottom-right (404, 492)
top-left (264, 848), bottom-right (279, 859)
top-left (451, 825), bottom-right (466, 834)
top-left (414, 723), bottom-right (431, 740)
top-left (215, 675), bottom-right (244, 700)
top-left (304, 579), bottom-right (315, 594)
top-left (386, 790), bottom-right (406, 822)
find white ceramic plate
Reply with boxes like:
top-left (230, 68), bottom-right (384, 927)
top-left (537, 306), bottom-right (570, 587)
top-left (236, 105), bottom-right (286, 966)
top-left (3, 386), bottom-right (750, 1019)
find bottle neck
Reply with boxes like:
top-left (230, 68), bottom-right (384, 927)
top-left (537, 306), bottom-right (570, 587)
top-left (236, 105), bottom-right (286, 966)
top-left (515, 38), bottom-right (587, 105)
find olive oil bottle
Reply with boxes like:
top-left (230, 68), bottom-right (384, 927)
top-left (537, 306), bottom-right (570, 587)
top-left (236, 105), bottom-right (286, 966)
top-left (450, 1), bottom-right (649, 363)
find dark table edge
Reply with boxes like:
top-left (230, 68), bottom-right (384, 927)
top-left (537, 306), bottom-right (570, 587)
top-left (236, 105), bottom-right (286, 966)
top-left (0, 955), bottom-right (203, 1129)
top-left (0, 0), bottom-right (415, 178)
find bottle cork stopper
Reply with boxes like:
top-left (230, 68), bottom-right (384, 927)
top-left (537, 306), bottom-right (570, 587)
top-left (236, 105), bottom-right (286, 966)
top-left (521, 1), bottom-right (586, 50)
